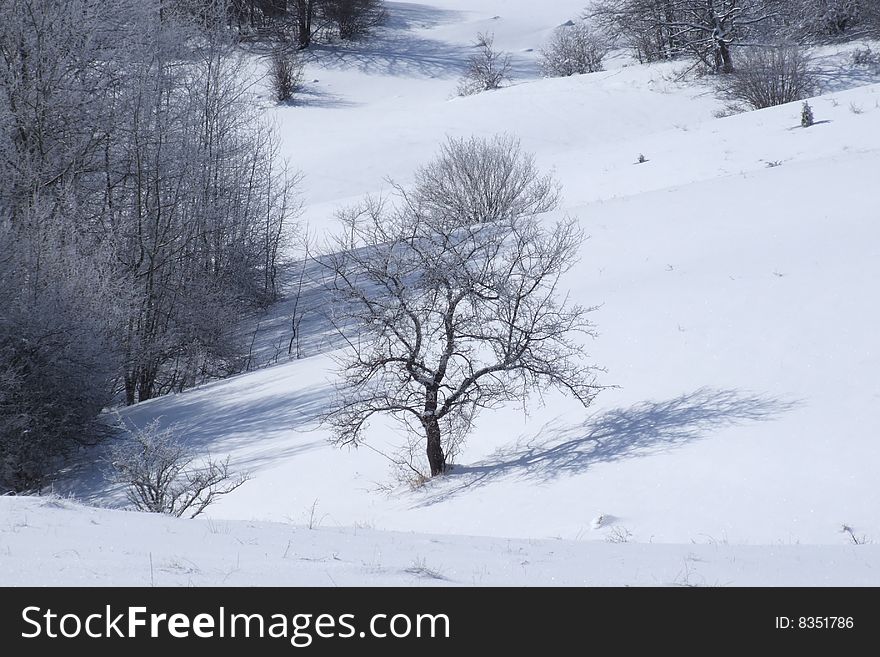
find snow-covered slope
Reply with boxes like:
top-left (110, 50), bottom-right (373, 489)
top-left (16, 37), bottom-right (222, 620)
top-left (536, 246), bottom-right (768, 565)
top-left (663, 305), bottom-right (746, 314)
top-left (3, 496), bottom-right (878, 586)
top-left (13, 1), bottom-right (880, 585)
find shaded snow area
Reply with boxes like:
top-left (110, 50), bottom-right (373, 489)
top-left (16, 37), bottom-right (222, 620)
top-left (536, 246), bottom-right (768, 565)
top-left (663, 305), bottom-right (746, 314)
top-left (7, 0), bottom-right (880, 585)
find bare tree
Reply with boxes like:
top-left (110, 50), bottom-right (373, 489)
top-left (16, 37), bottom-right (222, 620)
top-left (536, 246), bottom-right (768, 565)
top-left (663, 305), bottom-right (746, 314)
top-left (321, 0), bottom-right (387, 40)
top-left (717, 45), bottom-right (816, 109)
top-left (589, 0), bottom-right (775, 72)
top-left (109, 419), bottom-right (248, 518)
top-left (540, 21), bottom-right (609, 77)
top-left (764, 0), bottom-right (880, 41)
top-left (457, 32), bottom-right (513, 96)
top-left (321, 162), bottom-right (601, 477)
top-left (410, 134), bottom-right (560, 227)
top-left (292, 0), bottom-right (318, 47)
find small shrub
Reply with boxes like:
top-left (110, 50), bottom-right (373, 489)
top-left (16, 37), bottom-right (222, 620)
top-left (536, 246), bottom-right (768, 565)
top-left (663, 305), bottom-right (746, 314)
top-left (457, 32), bottom-right (512, 96)
top-left (717, 46), bottom-right (816, 110)
top-left (270, 47), bottom-right (304, 103)
top-left (540, 21), bottom-right (608, 77)
top-left (851, 46), bottom-right (878, 66)
top-left (108, 419), bottom-right (248, 518)
top-left (842, 523), bottom-right (871, 545)
top-left (801, 101), bottom-right (814, 127)
top-left (606, 526), bottom-right (633, 543)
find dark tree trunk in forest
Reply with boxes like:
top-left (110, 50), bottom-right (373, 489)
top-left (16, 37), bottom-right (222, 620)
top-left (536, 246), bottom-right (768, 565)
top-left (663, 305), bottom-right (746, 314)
top-left (716, 38), bottom-right (733, 73)
top-left (295, 0), bottom-right (313, 48)
top-left (125, 375), bottom-right (137, 406)
top-left (138, 371), bottom-right (155, 402)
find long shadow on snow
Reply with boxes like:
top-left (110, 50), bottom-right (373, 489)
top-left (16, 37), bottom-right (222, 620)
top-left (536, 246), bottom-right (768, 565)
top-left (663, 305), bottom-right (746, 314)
top-left (244, 256), bottom-right (348, 369)
top-left (810, 51), bottom-right (880, 93)
top-left (383, 1), bottom-right (464, 31)
top-left (414, 388), bottom-right (799, 507)
top-left (57, 379), bottom-right (333, 505)
top-left (307, 3), bottom-right (536, 79)
top-left (308, 31), bottom-right (467, 79)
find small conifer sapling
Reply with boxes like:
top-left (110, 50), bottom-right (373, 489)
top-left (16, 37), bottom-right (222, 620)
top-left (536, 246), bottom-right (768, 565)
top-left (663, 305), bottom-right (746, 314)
top-left (801, 101), bottom-right (814, 128)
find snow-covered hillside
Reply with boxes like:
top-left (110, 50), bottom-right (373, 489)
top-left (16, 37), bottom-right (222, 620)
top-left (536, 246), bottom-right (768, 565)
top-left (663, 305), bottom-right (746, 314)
top-left (6, 0), bottom-right (880, 586)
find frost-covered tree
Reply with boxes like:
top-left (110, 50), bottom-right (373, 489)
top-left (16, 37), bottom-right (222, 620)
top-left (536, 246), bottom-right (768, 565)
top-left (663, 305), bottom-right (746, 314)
top-left (0, 218), bottom-right (121, 491)
top-left (589, 0), bottom-right (775, 72)
top-left (321, 142), bottom-right (600, 477)
top-left (540, 21), bottom-right (609, 77)
top-left (1, 0), bottom-right (302, 405)
top-left (0, 0), bottom-right (302, 488)
top-left (764, 0), bottom-right (880, 41)
top-left (410, 134), bottom-right (560, 227)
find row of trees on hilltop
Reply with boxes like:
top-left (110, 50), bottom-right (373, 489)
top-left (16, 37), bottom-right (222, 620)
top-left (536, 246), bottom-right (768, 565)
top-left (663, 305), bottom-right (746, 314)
top-left (588, 0), bottom-right (880, 73)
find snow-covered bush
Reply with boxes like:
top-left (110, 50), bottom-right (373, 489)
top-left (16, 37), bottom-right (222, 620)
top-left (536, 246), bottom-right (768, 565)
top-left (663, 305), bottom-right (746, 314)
top-left (270, 46), bottom-right (304, 102)
top-left (457, 32), bottom-right (512, 96)
top-left (851, 46), bottom-right (877, 65)
top-left (851, 46), bottom-right (879, 72)
top-left (109, 420), bottom-right (248, 518)
top-left (540, 21), bottom-right (608, 76)
top-left (717, 45), bottom-right (817, 109)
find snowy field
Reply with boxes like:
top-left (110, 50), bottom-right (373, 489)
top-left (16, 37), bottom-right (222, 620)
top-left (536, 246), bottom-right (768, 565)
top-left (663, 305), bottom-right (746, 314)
top-left (3, 0), bottom-right (880, 586)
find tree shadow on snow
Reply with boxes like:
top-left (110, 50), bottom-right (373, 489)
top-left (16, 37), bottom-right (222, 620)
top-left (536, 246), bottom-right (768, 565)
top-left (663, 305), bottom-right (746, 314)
top-left (242, 256), bottom-right (348, 369)
top-left (306, 2), bottom-right (536, 80)
top-left (308, 31), bottom-right (467, 79)
top-left (810, 51), bottom-right (880, 94)
top-left (383, 2), bottom-right (464, 31)
top-left (414, 388), bottom-right (799, 506)
top-left (53, 379), bottom-right (334, 505)
top-left (288, 86), bottom-right (363, 109)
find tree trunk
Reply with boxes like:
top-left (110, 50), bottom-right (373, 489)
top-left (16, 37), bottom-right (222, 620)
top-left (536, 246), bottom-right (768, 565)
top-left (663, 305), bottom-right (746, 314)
top-left (718, 40), bottom-right (733, 73)
top-left (137, 370), bottom-right (154, 402)
top-left (124, 374), bottom-right (136, 406)
top-left (424, 416), bottom-right (446, 476)
top-left (296, 0), bottom-right (313, 48)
